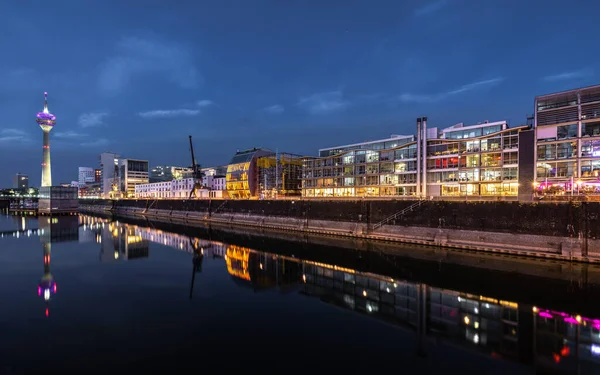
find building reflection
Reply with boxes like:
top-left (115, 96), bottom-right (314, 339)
top-left (78, 215), bottom-right (227, 261)
top-left (533, 307), bottom-right (600, 373)
top-left (221, 246), bottom-right (600, 372)
top-left (75, 215), bottom-right (600, 372)
top-left (225, 245), bottom-right (302, 293)
top-left (37, 215), bottom-right (80, 317)
top-left (97, 221), bottom-right (150, 261)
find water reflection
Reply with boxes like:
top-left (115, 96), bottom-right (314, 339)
top-left (36, 216), bottom-right (79, 316)
top-left (80, 215), bottom-right (600, 373)
top-left (1, 213), bottom-right (599, 373)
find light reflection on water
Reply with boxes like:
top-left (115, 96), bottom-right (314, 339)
top-left (0, 212), bottom-right (598, 373)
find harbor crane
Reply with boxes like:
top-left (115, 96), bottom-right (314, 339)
top-left (188, 135), bottom-right (204, 199)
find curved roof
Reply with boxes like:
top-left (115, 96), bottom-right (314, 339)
top-left (228, 148), bottom-right (272, 165)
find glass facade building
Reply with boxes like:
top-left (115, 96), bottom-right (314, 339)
top-left (256, 153), bottom-right (303, 198)
top-left (226, 148), bottom-right (303, 199)
top-left (534, 85), bottom-right (600, 196)
top-left (427, 121), bottom-right (525, 197)
top-left (225, 148), bottom-right (273, 199)
top-left (302, 120), bottom-right (528, 198)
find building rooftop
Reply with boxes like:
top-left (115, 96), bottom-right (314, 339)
top-left (319, 134), bottom-right (414, 152)
top-left (440, 120), bottom-right (507, 133)
top-left (535, 83), bottom-right (600, 100)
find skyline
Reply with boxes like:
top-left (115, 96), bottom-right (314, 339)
top-left (2, 0), bottom-right (600, 187)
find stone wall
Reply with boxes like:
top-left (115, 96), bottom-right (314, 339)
top-left (82, 198), bottom-right (600, 238)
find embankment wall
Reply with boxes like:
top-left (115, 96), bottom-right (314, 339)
top-left (80, 199), bottom-right (600, 262)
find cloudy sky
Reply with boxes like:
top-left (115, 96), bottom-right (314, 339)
top-left (1, 0), bottom-right (599, 186)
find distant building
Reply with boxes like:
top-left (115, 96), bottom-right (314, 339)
top-left (94, 169), bottom-right (102, 182)
top-left (134, 177), bottom-right (225, 199)
top-left (78, 182), bottom-right (102, 198)
top-left (13, 173), bottom-right (28, 190)
top-left (135, 178), bottom-right (196, 199)
top-left (118, 158), bottom-right (149, 198)
top-left (99, 152), bottom-right (120, 198)
top-left (150, 165), bottom-right (194, 182)
top-left (202, 166), bottom-right (228, 177)
top-left (98, 153), bottom-right (149, 198)
top-left (78, 167), bottom-right (95, 185)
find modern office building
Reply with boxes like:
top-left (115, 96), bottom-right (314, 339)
top-left (150, 165), bottom-right (194, 182)
top-left (425, 120), bottom-right (527, 197)
top-left (302, 119), bottom-right (531, 198)
top-left (118, 158), bottom-right (149, 198)
top-left (99, 152), bottom-right (120, 198)
top-left (534, 84), bottom-right (600, 196)
top-left (98, 153), bottom-right (149, 198)
top-left (302, 134), bottom-right (416, 198)
top-left (78, 167), bottom-right (95, 185)
top-left (225, 148), bottom-right (303, 199)
top-left (13, 173), bottom-right (29, 190)
top-left (256, 153), bottom-right (303, 198)
top-left (225, 148), bottom-right (273, 199)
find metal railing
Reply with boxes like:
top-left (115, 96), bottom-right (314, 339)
top-left (371, 199), bottom-right (425, 231)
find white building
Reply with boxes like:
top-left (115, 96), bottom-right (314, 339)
top-left (202, 175), bottom-right (226, 190)
top-left (135, 177), bottom-right (196, 199)
top-left (78, 167), bottom-right (95, 185)
top-left (213, 176), bottom-right (226, 190)
top-left (133, 177), bottom-right (228, 199)
top-left (99, 152), bottom-right (120, 198)
top-left (171, 178), bottom-right (197, 198)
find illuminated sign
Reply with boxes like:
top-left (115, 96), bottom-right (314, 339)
top-left (593, 151), bottom-right (600, 157)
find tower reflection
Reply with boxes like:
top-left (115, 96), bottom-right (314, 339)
top-left (37, 215), bottom-right (79, 317)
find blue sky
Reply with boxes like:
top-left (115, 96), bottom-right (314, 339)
top-left (1, 0), bottom-right (599, 187)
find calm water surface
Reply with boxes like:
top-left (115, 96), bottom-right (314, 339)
top-left (1, 212), bottom-right (599, 374)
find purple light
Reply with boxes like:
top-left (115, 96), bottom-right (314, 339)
top-left (539, 311), bottom-right (553, 318)
top-left (36, 112), bottom-right (56, 121)
top-left (594, 323), bottom-right (600, 331)
top-left (564, 317), bottom-right (579, 324)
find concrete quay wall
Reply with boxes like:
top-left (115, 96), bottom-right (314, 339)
top-left (80, 199), bottom-right (600, 263)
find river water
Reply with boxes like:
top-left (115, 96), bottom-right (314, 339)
top-left (0, 212), bottom-right (599, 374)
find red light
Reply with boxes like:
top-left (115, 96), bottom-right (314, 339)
top-left (561, 346), bottom-right (570, 357)
top-left (38, 287), bottom-right (41, 296)
top-left (553, 353), bottom-right (561, 363)
top-left (53, 284), bottom-right (57, 293)
top-left (45, 308), bottom-right (49, 317)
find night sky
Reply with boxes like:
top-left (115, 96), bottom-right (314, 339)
top-left (1, 0), bottom-right (599, 187)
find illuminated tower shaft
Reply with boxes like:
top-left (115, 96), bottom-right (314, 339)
top-left (41, 129), bottom-right (52, 187)
top-left (36, 92), bottom-right (56, 187)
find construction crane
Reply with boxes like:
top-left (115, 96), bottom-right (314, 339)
top-left (188, 135), bottom-right (204, 199)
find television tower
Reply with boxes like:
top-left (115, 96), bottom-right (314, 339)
top-left (36, 92), bottom-right (56, 187)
